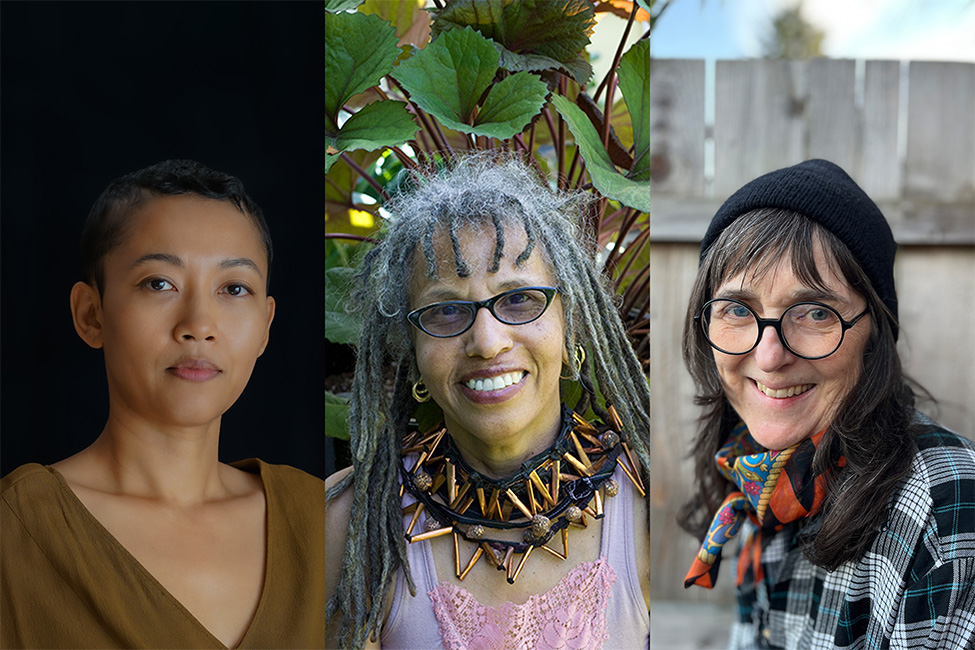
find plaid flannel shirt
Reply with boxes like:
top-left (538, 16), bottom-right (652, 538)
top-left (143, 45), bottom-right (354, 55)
top-left (730, 418), bottom-right (975, 650)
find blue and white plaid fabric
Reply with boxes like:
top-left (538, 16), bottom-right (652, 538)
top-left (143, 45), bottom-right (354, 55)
top-left (730, 419), bottom-right (975, 649)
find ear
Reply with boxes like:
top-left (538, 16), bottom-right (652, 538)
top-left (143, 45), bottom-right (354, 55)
top-left (70, 281), bottom-right (104, 349)
top-left (257, 295), bottom-right (276, 357)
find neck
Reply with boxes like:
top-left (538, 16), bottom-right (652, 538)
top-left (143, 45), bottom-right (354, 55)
top-left (80, 410), bottom-right (227, 506)
top-left (445, 406), bottom-right (564, 478)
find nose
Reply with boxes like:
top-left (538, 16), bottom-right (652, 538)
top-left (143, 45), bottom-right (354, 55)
top-left (174, 289), bottom-right (217, 342)
top-left (464, 305), bottom-right (512, 359)
top-left (752, 322), bottom-right (794, 371)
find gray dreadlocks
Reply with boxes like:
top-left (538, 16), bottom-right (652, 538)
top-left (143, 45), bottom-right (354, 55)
top-left (326, 153), bottom-right (650, 649)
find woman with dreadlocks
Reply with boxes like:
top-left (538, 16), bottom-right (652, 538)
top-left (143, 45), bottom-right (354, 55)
top-left (325, 154), bottom-right (650, 649)
top-left (679, 159), bottom-right (975, 649)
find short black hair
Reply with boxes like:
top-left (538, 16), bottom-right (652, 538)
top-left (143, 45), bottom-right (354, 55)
top-left (80, 159), bottom-right (273, 294)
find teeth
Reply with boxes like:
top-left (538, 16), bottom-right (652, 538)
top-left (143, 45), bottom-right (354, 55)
top-left (465, 372), bottom-right (524, 392)
top-left (756, 381), bottom-right (812, 399)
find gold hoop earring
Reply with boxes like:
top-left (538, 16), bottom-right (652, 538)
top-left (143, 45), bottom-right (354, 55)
top-left (560, 345), bottom-right (586, 380)
top-left (412, 380), bottom-right (431, 403)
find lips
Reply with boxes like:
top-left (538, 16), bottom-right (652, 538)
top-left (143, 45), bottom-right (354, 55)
top-left (755, 380), bottom-right (813, 399)
top-left (167, 357), bottom-right (221, 382)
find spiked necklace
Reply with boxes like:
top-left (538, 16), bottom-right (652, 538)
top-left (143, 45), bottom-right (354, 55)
top-left (400, 404), bottom-right (645, 584)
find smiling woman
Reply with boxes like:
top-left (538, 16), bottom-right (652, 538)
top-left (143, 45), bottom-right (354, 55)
top-left (325, 154), bottom-right (650, 650)
top-left (678, 160), bottom-right (975, 649)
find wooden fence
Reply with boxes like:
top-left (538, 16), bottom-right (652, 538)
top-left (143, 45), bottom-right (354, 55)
top-left (648, 58), bottom-right (975, 603)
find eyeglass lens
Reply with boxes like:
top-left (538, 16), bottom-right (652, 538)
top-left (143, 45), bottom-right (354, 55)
top-left (418, 288), bottom-right (551, 336)
top-left (702, 299), bottom-right (846, 358)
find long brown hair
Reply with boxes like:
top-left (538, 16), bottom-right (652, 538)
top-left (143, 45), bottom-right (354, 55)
top-left (678, 208), bottom-right (919, 570)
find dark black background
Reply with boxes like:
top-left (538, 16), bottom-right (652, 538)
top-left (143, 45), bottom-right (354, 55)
top-left (1, 2), bottom-right (325, 478)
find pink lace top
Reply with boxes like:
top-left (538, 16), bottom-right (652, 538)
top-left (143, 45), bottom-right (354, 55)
top-left (429, 557), bottom-right (616, 650)
top-left (381, 463), bottom-right (650, 650)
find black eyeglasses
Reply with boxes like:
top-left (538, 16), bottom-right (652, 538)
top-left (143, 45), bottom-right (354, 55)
top-left (695, 298), bottom-right (870, 360)
top-left (407, 286), bottom-right (559, 338)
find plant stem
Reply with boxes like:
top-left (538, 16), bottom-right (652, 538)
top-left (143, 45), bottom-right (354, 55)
top-left (325, 233), bottom-right (380, 244)
top-left (340, 151), bottom-right (389, 202)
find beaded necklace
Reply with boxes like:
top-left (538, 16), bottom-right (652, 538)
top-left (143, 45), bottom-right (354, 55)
top-left (400, 404), bottom-right (645, 584)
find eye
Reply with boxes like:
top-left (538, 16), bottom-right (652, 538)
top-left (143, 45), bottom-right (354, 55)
top-left (144, 278), bottom-right (174, 292)
top-left (223, 283), bottom-right (252, 297)
top-left (809, 308), bottom-right (831, 321)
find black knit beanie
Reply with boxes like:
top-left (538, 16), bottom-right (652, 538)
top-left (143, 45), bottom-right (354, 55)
top-left (700, 158), bottom-right (898, 337)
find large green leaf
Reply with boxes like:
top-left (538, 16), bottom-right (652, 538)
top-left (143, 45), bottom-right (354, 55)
top-left (616, 39), bottom-right (651, 182)
top-left (325, 391), bottom-right (351, 440)
top-left (470, 71), bottom-right (548, 139)
top-left (550, 94), bottom-right (650, 213)
top-left (391, 26), bottom-right (498, 130)
top-left (433, 0), bottom-right (595, 71)
top-left (333, 100), bottom-right (419, 153)
top-left (325, 0), bottom-right (363, 12)
top-left (325, 266), bottom-right (363, 345)
top-left (325, 12), bottom-right (401, 133)
top-left (495, 46), bottom-right (593, 86)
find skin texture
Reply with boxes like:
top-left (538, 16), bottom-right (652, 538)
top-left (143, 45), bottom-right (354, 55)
top-left (56, 195), bottom-right (275, 647)
top-left (410, 224), bottom-right (567, 478)
top-left (712, 240), bottom-right (870, 450)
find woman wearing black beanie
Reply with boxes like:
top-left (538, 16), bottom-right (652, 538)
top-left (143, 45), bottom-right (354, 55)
top-left (678, 159), bottom-right (975, 648)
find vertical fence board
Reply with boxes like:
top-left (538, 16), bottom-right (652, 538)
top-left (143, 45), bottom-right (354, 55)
top-left (906, 61), bottom-right (975, 203)
top-left (650, 242), bottom-right (737, 604)
top-left (860, 60), bottom-right (902, 200)
top-left (714, 60), bottom-right (806, 197)
top-left (807, 58), bottom-right (858, 173)
top-left (650, 59), bottom-right (706, 196)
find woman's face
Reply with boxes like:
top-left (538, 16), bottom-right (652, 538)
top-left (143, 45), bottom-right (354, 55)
top-left (711, 239), bottom-right (871, 450)
top-left (411, 223), bottom-right (566, 467)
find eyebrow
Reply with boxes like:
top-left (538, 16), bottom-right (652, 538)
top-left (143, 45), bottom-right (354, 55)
top-left (716, 286), bottom-right (851, 306)
top-left (129, 253), bottom-right (264, 277)
top-left (418, 278), bottom-right (543, 303)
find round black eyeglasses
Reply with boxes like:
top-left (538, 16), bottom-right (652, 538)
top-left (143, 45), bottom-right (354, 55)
top-left (694, 298), bottom-right (870, 360)
top-left (407, 286), bottom-right (559, 338)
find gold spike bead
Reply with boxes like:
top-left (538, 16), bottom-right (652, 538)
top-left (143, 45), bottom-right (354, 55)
top-left (456, 494), bottom-right (476, 515)
top-left (476, 487), bottom-right (487, 515)
top-left (426, 428), bottom-right (447, 457)
top-left (607, 404), bottom-right (624, 432)
top-left (503, 547), bottom-right (516, 580)
top-left (505, 489), bottom-right (534, 520)
top-left (458, 546), bottom-right (484, 581)
top-left (447, 462), bottom-right (456, 503)
top-left (509, 545), bottom-right (535, 584)
top-left (529, 470), bottom-right (554, 506)
top-left (453, 532), bottom-right (461, 578)
top-left (621, 441), bottom-right (646, 492)
top-left (579, 430), bottom-right (602, 447)
top-left (525, 479), bottom-right (538, 515)
top-left (569, 430), bottom-right (593, 468)
top-left (561, 527), bottom-right (569, 555)
top-left (487, 488), bottom-right (501, 519)
top-left (538, 544), bottom-right (567, 561)
top-left (616, 456), bottom-right (646, 498)
top-left (449, 481), bottom-right (472, 510)
top-left (501, 500), bottom-right (514, 522)
top-left (409, 451), bottom-right (429, 474)
top-left (584, 504), bottom-right (598, 518)
top-left (481, 542), bottom-right (502, 569)
top-left (594, 489), bottom-right (604, 517)
top-left (559, 472), bottom-right (583, 482)
top-left (562, 452), bottom-right (592, 477)
top-left (431, 473), bottom-right (447, 493)
top-left (408, 526), bottom-right (453, 543)
top-left (551, 460), bottom-right (560, 503)
top-left (399, 484), bottom-right (405, 499)
top-left (405, 503), bottom-right (425, 536)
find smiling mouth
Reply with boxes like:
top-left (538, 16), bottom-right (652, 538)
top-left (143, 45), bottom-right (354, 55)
top-left (755, 380), bottom-right (813, 399)
top-left (464, 371), bottom-right (526, 392)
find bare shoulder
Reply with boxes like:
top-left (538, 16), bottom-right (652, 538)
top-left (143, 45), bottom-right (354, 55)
top-left (325, 466), bottom-right (355, 591)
